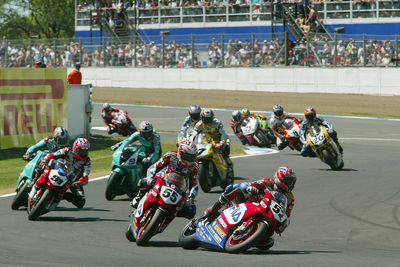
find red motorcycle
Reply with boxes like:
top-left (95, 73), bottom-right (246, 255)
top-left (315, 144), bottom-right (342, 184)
top-left (27, 159), bottom-right (74, 221)
top-left (125, 167), bottom-right (189, 246)
top-left (179, 189), bottom-right (289, 253)
top-left (108, 111), bottom-right (137, 136)
top-left (282, 118), bottom-right (303, 151)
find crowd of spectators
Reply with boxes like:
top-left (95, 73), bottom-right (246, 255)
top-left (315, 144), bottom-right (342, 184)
top-left (1, 34), bottom-right (398, 68)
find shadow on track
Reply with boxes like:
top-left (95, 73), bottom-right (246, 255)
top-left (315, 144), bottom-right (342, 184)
top-left (245, 249), bottom-right (342, 255)
top-left (56, 207), bottom-right (112, 212)
top-left (318, 168), bottom-right (358, 172)
top-left (145, 241), bottom-right (180, 248)
top-left (37, 216), bottom-right (126, 222)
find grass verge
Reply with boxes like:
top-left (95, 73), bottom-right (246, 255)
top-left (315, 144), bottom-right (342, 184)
top-left (0, 135), bottom-right (244, 193)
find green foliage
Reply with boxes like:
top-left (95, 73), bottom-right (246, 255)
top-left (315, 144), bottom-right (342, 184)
top-left (0, 0), bottom-right (75, 39)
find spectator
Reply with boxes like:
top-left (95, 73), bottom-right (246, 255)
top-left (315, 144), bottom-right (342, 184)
top-left (67, 63), bottom-right (82, 84)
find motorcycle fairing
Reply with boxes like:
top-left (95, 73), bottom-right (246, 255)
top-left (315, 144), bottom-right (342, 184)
top-left (16, 151), bottom-right (44, 186)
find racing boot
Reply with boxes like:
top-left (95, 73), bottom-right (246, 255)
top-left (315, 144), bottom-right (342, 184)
top-left (277, 140), bottom-right (288, 150)
top-left (130, 190), bottom-right (145, 209)
top-left (204, 195), bottom-right (228, 223)
top-left (64, 185), bottom-right (86, 208)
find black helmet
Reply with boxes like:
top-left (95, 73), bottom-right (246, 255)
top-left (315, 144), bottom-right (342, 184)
top-left (103, 103), bottom-right (111, 113)
top-left (232, 110), bottom-right (242, 123)
top-left (200, 109), bottom-right (214, 124)
top-left (53, 127), bottom-right (69, 146)
top-left (188, 104), bottom-right (201, 121)
top-left (273, 104), bottom-right (284, 118)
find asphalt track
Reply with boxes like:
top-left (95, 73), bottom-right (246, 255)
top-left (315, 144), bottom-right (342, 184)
top-left (1, 105), bottom-right (400, 267)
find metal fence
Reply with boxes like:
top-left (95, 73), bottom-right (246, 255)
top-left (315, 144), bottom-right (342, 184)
top-left (1, 32), bottom-right (399, 68)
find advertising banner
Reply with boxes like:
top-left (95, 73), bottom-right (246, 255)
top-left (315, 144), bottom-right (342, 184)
top-left (0, 68), bottom-right (67, 149)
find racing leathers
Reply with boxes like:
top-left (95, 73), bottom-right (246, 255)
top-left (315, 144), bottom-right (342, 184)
top-left (29, 147), bottom-right (91, 208)
top-left (101, 107), bottom-right (121, 134)
top-left (112, 130), bottom-right (161, 174)
top-left (23, 137), bottom-right (68, 160)
top-left (269, 112), bottom-right (303, 150)
top-left (205, 177), bottom-right (294, 249)
top-left (177, 116), bottom-right (200, 145)
top-left (191, 118), bottom-right (233, 168)
top-left (134, 151), bottom-right (200, 219)
top-left (299, 115), bottom-right (343, 157)
top-left (230, 119), bottom-right (248, 145)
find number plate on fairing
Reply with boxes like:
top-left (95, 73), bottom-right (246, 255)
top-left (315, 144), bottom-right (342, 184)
top-left (160, 186), bottom-right (182, 205)
top-left (270, 200), bottom-right (287, 223)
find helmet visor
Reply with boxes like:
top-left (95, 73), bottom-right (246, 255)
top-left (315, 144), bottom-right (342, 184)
top-left (55, 136), bottom-right (68, 146)
top-left (190, 113), bottom-right (200, 121)
top-left (180, 152), bottom-right (197, 163)
top-left (274, 110), bottom-right (283, 117)
top-left (140, 131), bottom-right (153, 140)
top-left (202, 116), bottom-right (213, 124)
top-left (283, 176), bottom-right (296, 191)
top-left (76, 148), bottom-right (89, 158)
top-left (305, 113), bottom-right (315, 121)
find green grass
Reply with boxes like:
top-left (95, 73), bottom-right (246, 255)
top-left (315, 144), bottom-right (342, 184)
top-left (0, 136), bottom-right (245, 191)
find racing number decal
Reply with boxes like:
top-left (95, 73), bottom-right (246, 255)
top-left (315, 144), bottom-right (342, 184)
top-left (271, 201), bottom-right (286, 223)
top-left (50, 175), bottom-right (63, 184)
top-left (162, 188), bottom-right (179, 202)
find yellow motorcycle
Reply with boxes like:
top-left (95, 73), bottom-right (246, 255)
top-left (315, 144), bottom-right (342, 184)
top-left (306, 124), bottom-right (344, 170)
top-left (195, 136), bottom-right (234, 193)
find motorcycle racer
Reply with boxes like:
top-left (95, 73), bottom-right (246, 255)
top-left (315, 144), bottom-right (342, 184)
top-left (28, 138), bottom-right (91, 208)
top-left (22, 127), bottom-right (69, 160)
top-left (101, 103), bottom-right (136, 135)
top-left (177, 104), bottom-right (202, 145)
top-left (191, 108), bottom-right (233, 168)
top-left (111, 121), bottom-right (161, 174)
top-left (204, 166), bottom-right (297, 249)
top-left (131, 140), bottom-right (199, 219)
top-left (299, 107), bottom-right (343, 157)
top-left (269, 104), bottom-right (303, 150)
top-left (230, 110), bottom-right (248, 145)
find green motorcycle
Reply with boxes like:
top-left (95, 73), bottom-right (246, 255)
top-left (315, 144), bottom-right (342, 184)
top-left (11, 151), bottom-right (46, 210)
top-left (105, 140), bottom-right (147, 200)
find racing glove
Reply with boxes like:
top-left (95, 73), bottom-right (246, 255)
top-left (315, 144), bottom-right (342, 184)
top-left (246, 186), bottom-right (259, 196)
top-left (215, 140), bottom-right (225, 150)
top-left (23, 153), bottom-right (31, 161)
top-left (142, 157), bottom-right (152, 165)
top-left (111, 143), bottom-right (120, 151)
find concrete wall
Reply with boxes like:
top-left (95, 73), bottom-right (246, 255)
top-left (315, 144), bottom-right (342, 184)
top-left (80, 67), bottom-right (400, 96)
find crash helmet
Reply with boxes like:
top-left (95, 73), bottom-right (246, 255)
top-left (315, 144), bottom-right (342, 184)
top-left (200, 109), bottom-right (214, 124)
top-left (178, 139), bottom-right (197, 166)
top-left (138, 121), bottom-right (154, 140)
top-left (232, 110), bottom-right (242, 123)
top-left (273, 104), bottom-right (284, 118)
top-left (103, 103), bottom-right (112, 113)
top-left (274, 166), bottom-right (297, 193)
top-left (304, 107), bottom-right (317, 121)
top-left (53, 127), bottom-right (69, 146)
top-left (188, 104), bottom-right (201, 121)
top-left (72, 138), bottom-right (90, 160)
top-left (241, 108), bottom-right (251, 117)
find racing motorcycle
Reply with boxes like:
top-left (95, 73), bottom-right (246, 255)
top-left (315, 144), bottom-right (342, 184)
top-left (282, 118), bottom-right (302, 151)
top-left (240, 117), bottom-right (273, 148)
top-left (179, 190), bottom-right (289, 253)
top-left (27, 159), bottom-right (74, 221)
top-left (108, 111), bottom-right (137, 136)
top-left (195, 136), bottom-right (234, 193)
top-left (105, 140), bottom-right (146, 200)
top-left (125, 169), bottom-right (189, 246)
top-left (306, 124), bottom-right (344, 170)
top-left (11, 151), bottom-right (46, 210)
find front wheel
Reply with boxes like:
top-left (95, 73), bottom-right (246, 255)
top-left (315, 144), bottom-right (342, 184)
top-left (199, 163), bottom-right (211, 193)
top-left (28, 189), bottom-right (55, 221)
top-left (105, 172), bottom-right (123, 200)
top-left (136, 209), bottom-right (166, 246)
top-left (225, 222), bottom-right (268, 253)
top-left (179, 219), bottom-right (200, 250)
top-left (125, 213), bottom-right (136, 242)
top-left (255, 131), bottom-right (271, 148)
top-left (11, 181), bottom-right (30, 210)
top-left (322, 149), bottom-right (338, 170)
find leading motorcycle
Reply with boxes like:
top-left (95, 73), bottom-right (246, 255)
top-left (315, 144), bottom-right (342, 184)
top-left (125, 168), bottom-right (189, 246)
top-left (306, 124), bottom-right (344, 170)
top-left (179, 190), bottom-right (289, 253)
top-left (27, 159), bottom-right (74, 221)
top-left (109, 111), bottom-right (137, 137)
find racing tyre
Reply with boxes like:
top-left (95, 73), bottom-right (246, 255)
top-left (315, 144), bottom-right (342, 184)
top-left (11, 181), bottom-right (30, 210)
top-left (220, 167), bottom-right (234, 190)
top-left (255, 131), bottom-right (271, 148)
top-left (225, 222), bottom-right (268, 253)
top-left (105, 172), bottom-right (122, 200)
top-left (322, 149), bottom-right (338, 170)
top-left (179, 219), bottom-right (200, 250)
top-left (136, 209), bottom-right (166, 246)
top-left (199, 163), bottom-right (211, 193)
top-left (28, 189), bottom-right (54, 221)
top-left (125, 213), bottom-right (136, 242)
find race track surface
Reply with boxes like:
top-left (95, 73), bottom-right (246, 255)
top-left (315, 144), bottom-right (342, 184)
top-left (1, 105), bottom-right (399, 267)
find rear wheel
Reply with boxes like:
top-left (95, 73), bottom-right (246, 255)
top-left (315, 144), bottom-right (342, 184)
top-left (322, 149), bottom-right (338, 170)
top-left (11, 181), bottom-right (30, 210)
top-left (179, 219), bottom-right (200, 250)
top-left (105, 172), bottom-right (123, 200)
top-left (199, 163), bottom-right (211, 193)
top-left (255, 131), bottom-right (271, 148)
top-left (28, 189), bottom-right (54, 221)
top-left (136, 209), bottom-right (166, 246)
top-left (220, 167), bottom-right (234, 190)
top-left (225, 222), bottom-right (268, 253)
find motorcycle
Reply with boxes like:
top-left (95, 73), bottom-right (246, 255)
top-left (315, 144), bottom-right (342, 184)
top-left (11, 151), bottom-right (46, 210)
top-left (105, 140), bottom-right (146, 200)
top-left (306, 124), bottom-right (344, 170)
top-left (27, 159), bottom-right (74, 221)
top-left (125, 169), bottom-right (189, 246)
top-left (179, 190), bottom-right (289, 253)
top-left (109, 111), bottom-right (137, 137)
top-left (282, 118), bottom-right (303, 151)
top-left (195, 136), bottom-right (234, 193)
top-left (241, 117), bottom-right (274, 148)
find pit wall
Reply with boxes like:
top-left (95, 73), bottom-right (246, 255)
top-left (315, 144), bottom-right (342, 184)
top-left (80, 67), bottom-right (400, 96)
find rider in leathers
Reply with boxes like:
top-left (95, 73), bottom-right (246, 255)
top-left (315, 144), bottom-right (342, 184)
top-left (269, 104), bottom-right (303, 150)
top-left (204, 166), bottom-right (297, 249)
top-left (299, 107), bottom-right (343, 157)
top-left (131, 140), bottom-right (199, 219)
top-left (191, 108), bottom-right (233, 168)
top-left (28, 138), bottom-right (91, 208)
top-left (230, 110), bottom-right (248, 145)
top-left (177, 104), bottom-right (202, 145)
